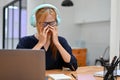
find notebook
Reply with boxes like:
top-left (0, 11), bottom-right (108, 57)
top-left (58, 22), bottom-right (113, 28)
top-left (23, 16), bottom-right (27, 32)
top-left (48, 74), bottom-right (71, 80)
top-left (0, 49), bottom-right (45, 80)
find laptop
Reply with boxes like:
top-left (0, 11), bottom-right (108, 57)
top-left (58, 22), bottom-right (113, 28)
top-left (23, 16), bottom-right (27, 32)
top-left (0, 49), bottom-right (45, 80)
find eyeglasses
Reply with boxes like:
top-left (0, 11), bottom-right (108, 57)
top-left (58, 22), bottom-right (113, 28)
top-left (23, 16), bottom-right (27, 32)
top-left (38, 21), bottom-right (57, 27)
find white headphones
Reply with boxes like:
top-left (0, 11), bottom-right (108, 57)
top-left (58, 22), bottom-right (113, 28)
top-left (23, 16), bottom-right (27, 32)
top-left (30, 4), bottom-right (61, 27)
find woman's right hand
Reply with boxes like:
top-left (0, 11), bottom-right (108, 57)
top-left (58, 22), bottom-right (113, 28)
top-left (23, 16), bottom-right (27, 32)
top-left (38, 25), bottom-right (49, 46)
top-left (32, 25), bottom-right (49, 50)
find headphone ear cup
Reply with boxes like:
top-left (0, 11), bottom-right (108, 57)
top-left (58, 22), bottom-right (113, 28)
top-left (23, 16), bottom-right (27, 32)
top-left (57, 15), bottom-right (61, 25)
top-left (30, 15), bottom-right (36, 27)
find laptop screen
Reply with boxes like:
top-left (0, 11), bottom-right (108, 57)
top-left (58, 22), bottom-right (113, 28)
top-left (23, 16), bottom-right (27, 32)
top-left (0, 49), bottom-right (45, 80)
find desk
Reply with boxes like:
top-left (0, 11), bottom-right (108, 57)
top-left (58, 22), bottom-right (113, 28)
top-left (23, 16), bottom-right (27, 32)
top-left (46, 66), bottom-right (120, 80)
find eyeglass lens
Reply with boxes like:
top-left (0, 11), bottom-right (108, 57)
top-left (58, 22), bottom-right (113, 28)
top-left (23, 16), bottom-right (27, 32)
top-left (42, 21), bottom-right (57, 27)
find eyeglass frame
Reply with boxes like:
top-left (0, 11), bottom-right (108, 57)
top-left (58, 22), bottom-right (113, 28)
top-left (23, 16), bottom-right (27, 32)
top-left (37, 20), bottom-right (58, 27)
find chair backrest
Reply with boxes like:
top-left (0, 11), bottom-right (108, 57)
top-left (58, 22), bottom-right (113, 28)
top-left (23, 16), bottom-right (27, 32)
top-left (95, 46), bottom-right (109, 66)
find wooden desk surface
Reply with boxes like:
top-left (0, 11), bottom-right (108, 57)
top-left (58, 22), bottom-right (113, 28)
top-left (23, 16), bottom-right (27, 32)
top-left (46, 66), bottom-right (120, 80)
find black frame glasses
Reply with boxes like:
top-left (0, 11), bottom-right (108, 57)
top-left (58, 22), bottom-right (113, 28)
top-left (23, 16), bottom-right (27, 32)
top-left (38, 21), bottom-right (57, 27)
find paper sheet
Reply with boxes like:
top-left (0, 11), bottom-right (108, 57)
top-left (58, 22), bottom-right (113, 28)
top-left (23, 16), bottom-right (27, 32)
top-left (77, 74), bottom-right (96, 80)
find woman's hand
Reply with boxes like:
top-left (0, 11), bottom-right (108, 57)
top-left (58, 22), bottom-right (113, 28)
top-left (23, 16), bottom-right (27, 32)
top-left (33, 25), bottom-right (50, 50)
top-left (38, 25), bottom-right (50, 46)
top-left (49, 26), bottom-right (59, 45)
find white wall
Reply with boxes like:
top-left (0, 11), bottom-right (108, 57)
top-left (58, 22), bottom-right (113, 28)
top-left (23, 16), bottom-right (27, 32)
top-left (80, 22), bottom-right (110, 65)
top-left (74, 0), bottom-right (110, 23)
top-left (27, 0), bottom-right (110, 65)
top-left (110, 0), bottom-right (120, 62)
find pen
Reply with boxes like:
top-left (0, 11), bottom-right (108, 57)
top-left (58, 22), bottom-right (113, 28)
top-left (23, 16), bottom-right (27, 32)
top-left (71, 73), bottom-right (77, 80)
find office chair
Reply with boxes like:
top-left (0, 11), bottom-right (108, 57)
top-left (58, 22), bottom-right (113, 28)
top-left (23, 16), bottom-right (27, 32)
top-left (95, 46), bottom-right (109, 66)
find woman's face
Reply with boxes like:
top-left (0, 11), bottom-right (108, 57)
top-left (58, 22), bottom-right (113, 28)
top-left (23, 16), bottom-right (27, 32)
top-left (36, 8), bottom-right (57, 34)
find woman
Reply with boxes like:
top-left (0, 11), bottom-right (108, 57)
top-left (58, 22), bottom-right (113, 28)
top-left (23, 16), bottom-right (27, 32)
top-left (16, 4), bottom-right (78, 71)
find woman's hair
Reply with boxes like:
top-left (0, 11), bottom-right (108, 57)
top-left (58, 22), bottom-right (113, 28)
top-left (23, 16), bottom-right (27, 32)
top-left (35, 8), bottom-right (57, 23)
top-left (36, 8), bottom-right (58, 59)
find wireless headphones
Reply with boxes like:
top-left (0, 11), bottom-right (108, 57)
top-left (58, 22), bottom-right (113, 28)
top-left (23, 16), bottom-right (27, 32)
top-left (30, 4), bottom-right (61, 27)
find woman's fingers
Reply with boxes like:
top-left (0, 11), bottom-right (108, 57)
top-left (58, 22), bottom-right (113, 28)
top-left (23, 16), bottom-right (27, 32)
top-left (43, 25), bottom-right (49, 33)
top-left (49, 26), bottom-right (55, 32)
